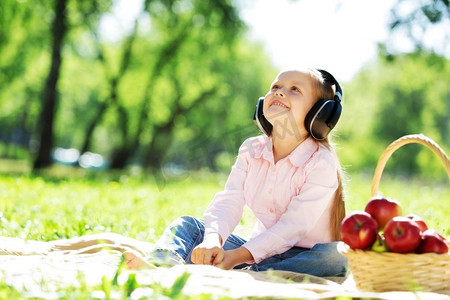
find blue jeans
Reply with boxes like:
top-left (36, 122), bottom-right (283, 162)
top-left (153, 215), bottom-right (348, 277)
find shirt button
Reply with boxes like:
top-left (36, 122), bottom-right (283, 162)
top-left (268, 188), bottom-right (272, 193)
top-left (269, 208), bottom-right (274, 213)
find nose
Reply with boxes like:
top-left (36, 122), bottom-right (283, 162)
top-left (274, 88), bottom-right (285, 97)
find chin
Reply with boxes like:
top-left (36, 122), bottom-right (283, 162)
top-left (265, 107), bottom-right (289, 121)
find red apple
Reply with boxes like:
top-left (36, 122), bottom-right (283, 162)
top-left (416, 229), bottom-right (448, 254)
top-left (365, 196), bottom-right (402, 230)
top-left (406, 214), bottom-right (428, 233)
top-left (424, 228), bottom-right (446, 241)
top-left (384, 216), bottom-right (422, 253)
top-left (340, 211), bottom-right (379, 250)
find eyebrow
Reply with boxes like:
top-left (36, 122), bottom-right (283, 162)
top-left (272, 80), bottom-right (304, 87)
top-left (292, 80), bottom-right (306, 88)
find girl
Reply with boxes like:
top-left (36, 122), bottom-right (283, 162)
top-left (140, 68), bottom-right (348, 276)
top-left (7, 68), bottom-right (347, 277)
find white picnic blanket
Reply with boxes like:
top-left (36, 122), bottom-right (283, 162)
top-left (0, 237), bottom-right (447, 299)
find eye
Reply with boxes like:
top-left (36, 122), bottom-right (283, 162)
top-left (271, 84), bottom-right (280, 90)
top-left (291, 86), bottom-right (301, 93)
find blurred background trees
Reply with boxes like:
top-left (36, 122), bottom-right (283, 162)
top-left (337, 0), bottom-right (449, 179)
top-left (0, 0), bottom-right (448, 180)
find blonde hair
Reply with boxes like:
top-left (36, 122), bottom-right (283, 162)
top-left (308, 68), bottom-right (346, 241)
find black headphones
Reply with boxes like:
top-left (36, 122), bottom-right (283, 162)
top-left (253, 69), bottom-right (342, 140)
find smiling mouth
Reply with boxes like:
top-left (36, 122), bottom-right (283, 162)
top-left (270, 101), bottom-right (289, 108)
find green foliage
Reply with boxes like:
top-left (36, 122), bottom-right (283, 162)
top-left (388, 0), bottom-right (449, 53)
top-left (0, 0), bottom-right (274, 171)
top-left (0, 0), bottom-right (448, 179)
top-left (338, 50), bottom-right (450, 180)
top-left (166, 271), bottom-right (191, 298)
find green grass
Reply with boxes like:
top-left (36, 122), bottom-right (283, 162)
top-left (0, 166), bottom-right (448, 298)
top-left (0, 169), bottom-right (226, 242)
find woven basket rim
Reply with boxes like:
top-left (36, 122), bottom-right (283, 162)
top-left (338, 241), bottom-right (450, 258)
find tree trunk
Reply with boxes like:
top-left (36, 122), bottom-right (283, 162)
top-left (143, 122), bottom-right (176, 170)
top-left (108, 30), bottom-right (189, 169)
top-left (33, 0), bottom-right (68, 170)
top-left (109, 104), bottom-right (131, 169)
top-left (79, 101), bottom-right (107, 155)
top-left (143, 87), bottom-right (218, 169)
top-left (79, 20), bottom-right (138, 163)
top-left (110, 145), bottom-right (133, 169)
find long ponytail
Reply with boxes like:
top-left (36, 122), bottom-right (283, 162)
top-left (318, 139), bottom-right (346, 240)
top-left (308, 68), bottom-right (346, 240)
top-left (330, 162), bottom-right (346, 240)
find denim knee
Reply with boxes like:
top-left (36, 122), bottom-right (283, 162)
top-left (310, 242), bottom-right (348, 277)
top-left (251, 242), bottom-right (348, 277)
top-left (170, 215), bottom-right (201, 229)
top-left (156, 215), bottom-right (205, 263)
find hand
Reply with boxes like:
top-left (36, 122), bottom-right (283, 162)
top-left (217, 247), bottom-right (253, 270)
top-left (191, 233), bottom-right (224, 266)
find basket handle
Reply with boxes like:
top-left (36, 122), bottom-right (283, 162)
top-left (371, 134), bottom-right (450, 196)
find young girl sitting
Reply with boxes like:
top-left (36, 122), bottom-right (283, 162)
top-left (11, 67), bottom-right (348, 277)
top-left (139, 67), bottom-right (348, 276)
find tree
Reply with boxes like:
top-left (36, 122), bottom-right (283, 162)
top-left (0, 1), bottom-right (53, 158)
top-left (368, 0), bottom-right (450, 177)
top-left (33, 0), bottom-right (69, 170)
top-left (338, 50), bottom-right (450, 178)
top-left (1, 0), bottom-right (275, 172)
top-left (106, 0), bottom-right (245, 169)
top-left (79, 14), bottom-right (140, 159)
top-left (385, 0), bottom-right (449, 54)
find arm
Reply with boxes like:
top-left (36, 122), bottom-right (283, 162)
top-left (202, 139), bottom-right (254, 252)
top-left (203, 155), bottom-right (248, 244)
top-left (244, 151), bottom-right (339, 263)
top-left (192, 155), bottom-right (246, 266)
top-left (193, 138), bottom-right (259, 266)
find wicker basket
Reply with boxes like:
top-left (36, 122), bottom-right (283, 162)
top-left (339, 134), bottom-right (450, 294)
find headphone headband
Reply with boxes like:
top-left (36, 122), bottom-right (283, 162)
top-left (317, 69), bottom-right (342, 103)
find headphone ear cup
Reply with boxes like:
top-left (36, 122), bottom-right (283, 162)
top-left (326, 101), bottom-right (342, 129)
top-left (253, 97), bottom-right (273, 136)
top-left (305, 99), bottom-right (340, 140)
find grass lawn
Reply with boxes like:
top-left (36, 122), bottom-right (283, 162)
top-left (0, 164), bottom-right (448, 298)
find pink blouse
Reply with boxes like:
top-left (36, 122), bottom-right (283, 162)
top-left (204, 135), bottom-right (339, 263)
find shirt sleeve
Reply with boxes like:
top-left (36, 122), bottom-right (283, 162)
top-left (242, 150), bottom-right (338, 263)
top-left (203, 140), bottom-right (250, 245)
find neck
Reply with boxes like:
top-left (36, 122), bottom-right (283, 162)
top-left (272, 132), bottom-right (308, 164)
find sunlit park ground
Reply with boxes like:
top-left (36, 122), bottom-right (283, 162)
top-left (1, 159), bottom-right (449, 242)
top-left (0, 159), bottom-right (448, 298)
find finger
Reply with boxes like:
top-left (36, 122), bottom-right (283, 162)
top-left (191, 249), bottom-right (198, 264)
top-left (202, 251), bottom-right (213, 265)
top-left (216, 262), bottom-right (226, 269)
top-left (212, 250), bottom-right (224, 265)
top-left (192, 248), bottom-right (205, 265)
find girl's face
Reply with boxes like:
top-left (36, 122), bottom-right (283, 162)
top-left (263, 70), bottom-right (316, 137)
